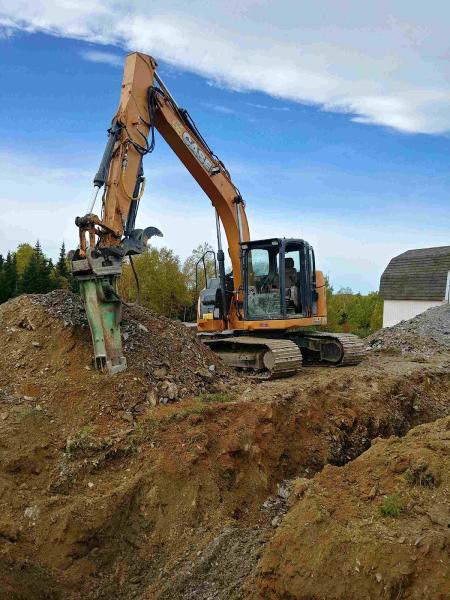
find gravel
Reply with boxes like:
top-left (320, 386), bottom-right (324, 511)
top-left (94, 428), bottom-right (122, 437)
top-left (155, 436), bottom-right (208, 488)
top-left (367, 304), bottom-right (450, 355)
top-left (31, 289), bottom-right (88, 328)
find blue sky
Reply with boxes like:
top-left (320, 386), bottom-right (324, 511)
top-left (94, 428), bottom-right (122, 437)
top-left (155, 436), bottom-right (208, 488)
top-left (0, 3), bottom-right (449, 292)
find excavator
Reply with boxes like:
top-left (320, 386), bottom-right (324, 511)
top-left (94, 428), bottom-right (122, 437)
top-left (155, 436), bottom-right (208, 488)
top-left (71, 52), bottom-right (365, 378)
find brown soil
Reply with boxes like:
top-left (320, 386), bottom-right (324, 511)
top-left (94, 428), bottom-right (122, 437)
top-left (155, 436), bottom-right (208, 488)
top-left (252, 416), bottom-right (450, 600)
top-left (0, 292), bottom-right (449, 600)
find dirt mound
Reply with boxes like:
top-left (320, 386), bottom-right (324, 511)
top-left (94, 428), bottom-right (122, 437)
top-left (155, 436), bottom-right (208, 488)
top-left (253, 416), bottom-right (450, 600)
top-left (1, 290), bottom-right (234, 406)
top-left (367, 303), bottom-right (450, 357)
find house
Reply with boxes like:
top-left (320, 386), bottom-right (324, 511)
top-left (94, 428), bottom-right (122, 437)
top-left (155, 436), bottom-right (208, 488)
top-left (379, 246), bottom-right (450, 327)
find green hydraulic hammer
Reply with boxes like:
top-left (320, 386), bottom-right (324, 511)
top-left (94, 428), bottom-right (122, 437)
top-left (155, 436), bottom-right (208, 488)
top-left (71, 227), bottom-right (162, 375)
top-left (78, 276), bottom-right (126, 374)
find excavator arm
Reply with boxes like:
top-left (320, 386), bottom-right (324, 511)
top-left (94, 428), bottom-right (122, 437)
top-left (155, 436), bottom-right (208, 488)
top-left (72, 52), bottom-right (250, 372)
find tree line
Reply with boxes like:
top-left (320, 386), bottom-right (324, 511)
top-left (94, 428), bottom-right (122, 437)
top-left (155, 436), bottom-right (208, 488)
top-left (325, 279), bottom-right (383, 337)
top-left (0, 241), bottom-right (383, 337)
top-left (0, 241), bottom-right (73, 303)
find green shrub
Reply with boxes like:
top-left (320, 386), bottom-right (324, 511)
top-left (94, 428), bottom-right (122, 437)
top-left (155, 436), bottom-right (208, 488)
top-left (379, 494), bottom-right (404, 518)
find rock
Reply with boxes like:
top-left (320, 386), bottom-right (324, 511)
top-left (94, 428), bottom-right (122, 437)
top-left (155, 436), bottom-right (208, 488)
top-left (24, 505), bottom-right (40, 520)
top-left (154, 367), bottom-right (168, 380)
top-left (32, 341), bottom-right (42, 348)
top-left (368, 484), bottom-right (378, 499)
top-left (0, 412), bottom-right (8, 420)
top-left (414, 535), bottom-right (425, 546)
top-left (375, 573), bottom-right (382, 583)
top-left (138, 323), bottom-right (149, 333)
top-left (122, 412), bottom-right (134, 423)
top-left (160, 381), bottom-right (178, 401)
top-left (208, 364), bottom-right (216, 372)
top-left (427, 505), bottom-right (449, 527)
top-left (197, 368), bottom-right (214, 382)
top-left (277, 482), bottom-right (290, 500)
top-left (271, 515), bottom-right (282, 528)
top-left (146, 390), bottom-right (158, 407)
top-left (87, 482), bottom-right (94, 488)
top-left (160, 397), bottom-right (169, 405)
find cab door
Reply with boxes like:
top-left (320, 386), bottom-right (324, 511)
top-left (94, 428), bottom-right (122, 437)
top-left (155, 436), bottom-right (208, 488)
top-left (282, 241), bottom-right (315, 318)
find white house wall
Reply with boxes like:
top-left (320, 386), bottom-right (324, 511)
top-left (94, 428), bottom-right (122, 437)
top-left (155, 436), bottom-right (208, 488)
top-left (383, 300), bottom-right (446, 328)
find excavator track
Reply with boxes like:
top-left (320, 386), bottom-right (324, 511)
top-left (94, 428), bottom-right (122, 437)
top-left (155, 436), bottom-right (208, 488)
top-left (203, 336), bottom-right (303, 379)
top-left (291, 331), bottom-right (366, 367)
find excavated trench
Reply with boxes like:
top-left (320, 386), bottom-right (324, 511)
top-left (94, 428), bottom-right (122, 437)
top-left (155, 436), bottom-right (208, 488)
top-left (1, 365), bottom-right (449, 600)
top-left (0, 293), bottom-right (449, 599)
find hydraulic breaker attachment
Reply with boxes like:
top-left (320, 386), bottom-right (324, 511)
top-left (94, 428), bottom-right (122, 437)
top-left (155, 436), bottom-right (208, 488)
top-left (78, 275), bottom-right (126, 374)
top-left (71, 226), bottom-right (162, 374)
top-left (71, 248), bottom-right (126, 375)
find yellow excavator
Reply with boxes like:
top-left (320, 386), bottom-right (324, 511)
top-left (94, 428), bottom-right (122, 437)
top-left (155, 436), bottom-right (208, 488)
top-left (71, 52), bottom-right (365, 378)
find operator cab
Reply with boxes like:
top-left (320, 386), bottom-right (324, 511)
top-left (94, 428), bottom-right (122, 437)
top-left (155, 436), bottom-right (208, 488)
top-left (242, 238), bottom-right (317, 320)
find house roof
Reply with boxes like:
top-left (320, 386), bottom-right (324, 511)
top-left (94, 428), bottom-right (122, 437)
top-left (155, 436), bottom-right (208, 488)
top-left (379, 246), bottom-right (450, 301)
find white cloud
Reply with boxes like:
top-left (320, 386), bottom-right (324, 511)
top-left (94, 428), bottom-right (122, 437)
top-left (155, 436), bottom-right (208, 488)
top-left (2, 1), bottom-right (450, 133)
top-left (246, 102), bottom-right (291, 112)
top-left (0, 150), bottom-right (449, 294)
top-left (79, 49), bottom-right (123, 67)
top-left (202, 102), bottom-right (237, 115)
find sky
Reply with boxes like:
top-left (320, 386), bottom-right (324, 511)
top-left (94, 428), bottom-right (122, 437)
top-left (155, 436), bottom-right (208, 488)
top-left (0, 1), bottom-right (449, 292)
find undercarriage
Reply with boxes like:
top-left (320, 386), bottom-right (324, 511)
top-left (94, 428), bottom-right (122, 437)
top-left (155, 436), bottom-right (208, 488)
top-left (201, 331), bottom-right (366, 379)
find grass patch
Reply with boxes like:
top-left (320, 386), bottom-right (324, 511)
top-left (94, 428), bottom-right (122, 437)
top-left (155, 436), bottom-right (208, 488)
top-left (379, 494), bottom-right (404, 518)
top-left (132, 417), bottom-right (159, 444)
top-left (66, 424), bottom-right (95, 454)
top-left (161, 392), bottom-right (234, 425)
top-left (192, 392), bottom-right (234, 404)
top-left (167, 405), bottom-right (213, 423)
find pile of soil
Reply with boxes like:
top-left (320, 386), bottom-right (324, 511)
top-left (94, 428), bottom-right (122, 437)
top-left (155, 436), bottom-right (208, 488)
top-left (3, 290), bottom-right (234, 406)
top-left (367, 304), bottom-right (450, 357)
top-left (253, 415), bottom-right (450, 600)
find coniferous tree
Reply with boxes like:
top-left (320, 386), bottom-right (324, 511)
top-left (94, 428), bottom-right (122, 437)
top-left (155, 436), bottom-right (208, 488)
top-left (37, 242), bottom-right (56, 293)
top-left (56, 242), bottom-right (69, 279)
top-left (0, 254), bottom-right (3, 303)
top-left (0, 252), bottom-right (18, 302)
top-left (19, 241), bottom-right (53, 293)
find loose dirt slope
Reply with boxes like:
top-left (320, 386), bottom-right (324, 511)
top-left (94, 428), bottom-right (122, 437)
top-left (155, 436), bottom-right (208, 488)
top-left (0, 292), bottom-right (449, 599)
top-left (253, 416), bottom-right (450, 600)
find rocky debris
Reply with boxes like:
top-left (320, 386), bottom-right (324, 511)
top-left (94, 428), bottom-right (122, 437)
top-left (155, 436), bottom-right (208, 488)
top-left (154, 527), bottom-right (269, 600)
top-left (12, 290), bottom-right (236, 401)
top-left (261, 480), bottom-right (293, 527)
top-left (32, 289), bottom-right (88, 328)
top-left (253, 416), bottom-right (450, 600)
top-left (367, 303), bottom-right (450, 356)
